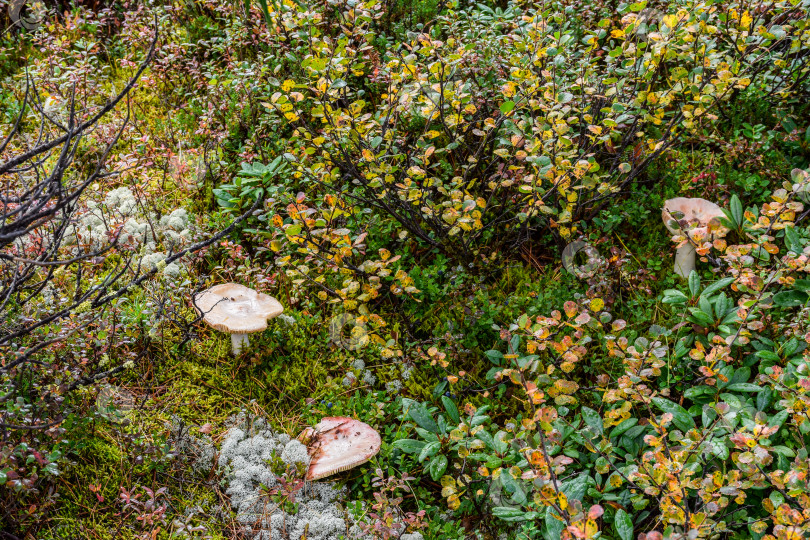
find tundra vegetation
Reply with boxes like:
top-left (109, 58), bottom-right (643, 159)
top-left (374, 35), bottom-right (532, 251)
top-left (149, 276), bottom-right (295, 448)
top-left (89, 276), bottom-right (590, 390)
top-left (1, 0), bottom-right (810, 539)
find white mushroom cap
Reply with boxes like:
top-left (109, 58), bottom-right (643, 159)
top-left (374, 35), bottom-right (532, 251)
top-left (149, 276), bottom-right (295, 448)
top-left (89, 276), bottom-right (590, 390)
top-left (662, 197), bottom-right (725, 238)
top-left (193, 283), bottom-right (283, 334)
top-left (300, 417), bottom-right (381, 481)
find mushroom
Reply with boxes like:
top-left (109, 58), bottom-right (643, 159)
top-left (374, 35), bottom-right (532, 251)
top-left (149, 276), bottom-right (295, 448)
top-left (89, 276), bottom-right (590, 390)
top-left (193, 283), bottom-right (283, 355)
top-left (662, 197), bottom-right (725, 278)
top-left (298, 417), bottom-right (381, 481)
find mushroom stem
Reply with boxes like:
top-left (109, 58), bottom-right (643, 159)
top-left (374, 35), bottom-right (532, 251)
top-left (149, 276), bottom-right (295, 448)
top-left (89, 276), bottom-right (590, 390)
top-left (674, 243), bottom-right (696, 278)
top-left (231, 333), bottom-right (249, 355)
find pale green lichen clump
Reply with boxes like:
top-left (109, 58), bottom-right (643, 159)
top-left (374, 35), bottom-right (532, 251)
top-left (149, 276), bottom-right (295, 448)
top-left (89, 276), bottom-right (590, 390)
top-left (280, 439), bottom-right (309, 467)
top-left (218, 418), bottom-right (364, 540)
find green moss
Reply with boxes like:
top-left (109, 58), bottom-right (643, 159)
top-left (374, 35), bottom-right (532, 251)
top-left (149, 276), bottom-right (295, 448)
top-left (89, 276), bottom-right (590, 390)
top-left (43, 437), bottom-right (129, 539)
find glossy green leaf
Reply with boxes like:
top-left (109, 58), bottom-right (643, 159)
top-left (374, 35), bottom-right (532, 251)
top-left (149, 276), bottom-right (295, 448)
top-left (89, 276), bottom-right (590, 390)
top-left (500, 101), bottom-right (516, 114)
top-left (428, 454), bottom-right (447, 480)
top-left (581, 406), bottom-right (604, 435)
top-left (441, 396), bottom-right (460, 425)
top-left (773, 290), bottom-right (808, 307)
top-left (408, 403), bottom-right (439, 434)
top-left (651, 397), bottom-right (695, 431)
top-left (615, 509), bottom-right (633, 540)
top-left (729, 194), bottom-right (743, 227)
top-left (392, 439), bottom-right (426, 454)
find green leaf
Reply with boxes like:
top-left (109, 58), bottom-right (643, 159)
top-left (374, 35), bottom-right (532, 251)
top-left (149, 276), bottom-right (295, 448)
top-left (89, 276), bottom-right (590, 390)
top-left (485, 455), bottom-right (503, 468)
top-left (757, 390), bottom-right (772, 411)
top-left (476, 429), bottom-right (496, 450)
top-left (729, 195), bottom-right (743, 227)
top-left (772, 445), bottom-right (795, 457)
top-left (701, 278), bottom-right (735, 297)
top-left (499, 469), bottom-right (527, 505)
top-left (651, 397), bottom-right (695, 431)
top-left (408, 403), bottom-right (439, 433)
top-left (441, 396), bottom-right (460, 425)
top-left (726, 383), bottom-right (762, 392)
top-left (493, 507), bottom-right (540, 522)
top-left (728, 366), bottom-right (751, 386)
top-left (267, 154), bottom-right (285, 172)
top-left (500, 101), bottom-right (516, 114)
top-left (284, 224), bottom-right (302, 237)
top-left (684, 385), bottom-right (714, 399)
top-left (492, 431), bottom-right (510, 454)
top-left (689, 310), bottom-right (714, 327)
top-left (610, 417), bottom-right (638, 437)
top-left (615, 509), bottom-right (633, 540)
top-left (688, 271), bottom-right (700, 297)
top-left (545, 509), bottom-right (566, 539)
top-left (662, 289), bottom-right (688, 304)
top-left (793, 279), bottom-right (810, 292)
top-left (784, 226), bottom-right (802, 253)
top-left (392, 439), bottom-right (426, 454)
top-left (581, 406), bottom-right (604, 435)
top-left (710, 439), bottom-right (729, 459)
top-left (755, 350), bottom-right (780, 362)
top-left (769, 410), bottom-right (789, 430)
top-left (418, 440), bottom-right (440, 462)
top-left (485, 349), bottom-right (504, 365)
top-left (428, 454), bottom-right (447, 481)
top-left (561, 473), bottom-right (591, 501)
top-left (432, 380), bottom-right (447, 401)
top-left (773, 290), bottom-right (808, 308)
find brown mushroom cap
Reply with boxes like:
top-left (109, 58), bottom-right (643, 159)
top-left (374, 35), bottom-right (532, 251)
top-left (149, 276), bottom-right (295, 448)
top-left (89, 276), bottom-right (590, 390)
top-left (300, 417), bottom-right (381, 481)
top-left (193, 283), bottom-right (283, 334)
top-left (662, 197), bottom-right (725, 239)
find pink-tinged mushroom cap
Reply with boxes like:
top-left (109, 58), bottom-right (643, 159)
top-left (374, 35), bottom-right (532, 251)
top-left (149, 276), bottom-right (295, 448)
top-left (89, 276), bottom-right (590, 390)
top-left (662, 197), bottom-right (726, 278)
top-left (300, 417), bottom-right (381, 481)
top-left (661, 197), bottom-right (725, 238)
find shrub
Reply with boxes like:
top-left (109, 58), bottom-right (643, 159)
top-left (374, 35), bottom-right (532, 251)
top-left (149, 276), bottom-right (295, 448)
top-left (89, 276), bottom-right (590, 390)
top-left (390, 176), bottom-right (810, 539)
top-left (251, 0), bottom-right (809, 336)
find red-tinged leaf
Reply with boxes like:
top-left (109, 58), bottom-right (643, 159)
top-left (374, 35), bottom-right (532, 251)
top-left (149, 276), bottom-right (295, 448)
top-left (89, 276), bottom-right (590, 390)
top-left (574, 312), bottom-right (591, 325)
top-left (564, 301), bottom-right (578, 318)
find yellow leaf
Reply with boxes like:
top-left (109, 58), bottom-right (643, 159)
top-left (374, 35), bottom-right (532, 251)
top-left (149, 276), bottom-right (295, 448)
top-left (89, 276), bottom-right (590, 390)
top-left (662, 14), bottom-right (679, 29)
